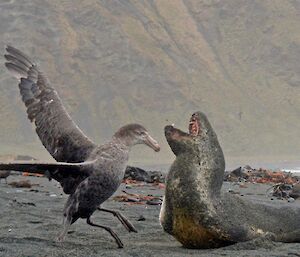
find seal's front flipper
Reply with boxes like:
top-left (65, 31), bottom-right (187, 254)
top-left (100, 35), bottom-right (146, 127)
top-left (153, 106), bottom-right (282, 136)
top-left (159, 196), bottom-right (174, 235)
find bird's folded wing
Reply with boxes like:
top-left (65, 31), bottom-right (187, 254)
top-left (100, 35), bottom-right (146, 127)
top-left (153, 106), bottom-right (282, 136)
top-left (4, 45), bottom-right (97, 163)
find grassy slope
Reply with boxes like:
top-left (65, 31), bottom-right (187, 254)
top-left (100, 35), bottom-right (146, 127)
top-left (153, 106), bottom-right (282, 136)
top-left (0, 0), bottom-right (299, 164)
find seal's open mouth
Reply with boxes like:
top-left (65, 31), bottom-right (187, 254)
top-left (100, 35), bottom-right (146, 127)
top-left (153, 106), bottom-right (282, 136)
top-left (189, 115), bottom-right (200, 136)
top-left (165, 113), bottom-right (201, 141)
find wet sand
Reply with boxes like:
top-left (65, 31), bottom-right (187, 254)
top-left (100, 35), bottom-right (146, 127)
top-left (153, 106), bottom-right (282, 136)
top-left (0, 174), bottom-right (299, 257)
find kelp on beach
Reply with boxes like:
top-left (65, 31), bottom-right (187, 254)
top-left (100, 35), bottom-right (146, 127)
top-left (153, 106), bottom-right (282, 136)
top-left (4, 165), bottom-right (300, 204)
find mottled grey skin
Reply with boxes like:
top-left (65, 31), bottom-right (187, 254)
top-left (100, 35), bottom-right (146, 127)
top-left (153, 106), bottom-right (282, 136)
top-left (0, 170), bottom-right (10, 183)
top-left (0, 46), bottom-right (160, 248)
top-left (160, 111), bottom-right (300, 249)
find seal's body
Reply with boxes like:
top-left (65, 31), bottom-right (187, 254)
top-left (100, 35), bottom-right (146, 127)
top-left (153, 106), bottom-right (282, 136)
top-left (160, 112), bottom-right (300, 248)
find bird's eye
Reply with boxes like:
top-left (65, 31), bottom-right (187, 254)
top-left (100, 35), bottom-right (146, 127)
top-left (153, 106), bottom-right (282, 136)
top-left (139, 131), bottom-right (146, 136)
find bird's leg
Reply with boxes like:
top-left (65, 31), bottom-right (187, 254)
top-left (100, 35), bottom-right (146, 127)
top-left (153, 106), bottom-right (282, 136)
top-left (56, 216), bottom-right (72, 242)
top-left (86, 217), bottom-right (124, 248)
top-left (97, 207), bottom-right (137, 233)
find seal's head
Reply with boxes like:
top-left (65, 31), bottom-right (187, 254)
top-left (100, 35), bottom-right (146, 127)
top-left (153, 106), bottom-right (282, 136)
top-left (164, 112), bottom-right (215, 156)
top-left (114, 124), bottom-right (160, 152)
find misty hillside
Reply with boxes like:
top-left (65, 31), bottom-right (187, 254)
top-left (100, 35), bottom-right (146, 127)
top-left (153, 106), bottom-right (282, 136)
top-left (0, 0), bottom-right (299, 165)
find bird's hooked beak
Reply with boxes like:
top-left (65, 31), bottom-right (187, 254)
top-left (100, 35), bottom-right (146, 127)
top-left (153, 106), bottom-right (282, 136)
top-left (143, 133), bottom-right (160, 152)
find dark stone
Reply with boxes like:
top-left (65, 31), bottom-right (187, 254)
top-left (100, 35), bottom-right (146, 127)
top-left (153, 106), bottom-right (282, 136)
top-left (124, 166), bottom-right (165, 183)
top-left (224, 166), bottom-right (250, 182)
top-left (146, 197), bottom-right (162, 205)
top-left (137, 215), bottom-right (146, 221)
top-left (290, 184), bottom-right (300, 199)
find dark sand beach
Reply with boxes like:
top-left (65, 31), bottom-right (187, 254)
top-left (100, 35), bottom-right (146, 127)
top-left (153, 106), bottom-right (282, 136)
top-left (0, 174), bottom-right (299, 257)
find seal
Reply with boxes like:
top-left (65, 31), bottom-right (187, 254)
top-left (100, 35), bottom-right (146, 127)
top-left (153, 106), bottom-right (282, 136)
top-left (160, 111), bottom-right (300, 248)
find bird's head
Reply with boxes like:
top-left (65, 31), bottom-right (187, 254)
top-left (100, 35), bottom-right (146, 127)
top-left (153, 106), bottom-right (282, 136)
top-left (114, 124), bottom-right (160, 152)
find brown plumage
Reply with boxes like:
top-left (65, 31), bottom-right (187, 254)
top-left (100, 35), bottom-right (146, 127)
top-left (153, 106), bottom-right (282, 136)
top-left (0, 46), bottom-right (160, 248)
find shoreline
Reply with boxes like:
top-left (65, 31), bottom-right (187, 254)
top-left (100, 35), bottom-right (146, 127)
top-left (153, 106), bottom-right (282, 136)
top-left (131, 161), bottom-right (300, 175)
top-left (0, 175), bottom-right (299, 257)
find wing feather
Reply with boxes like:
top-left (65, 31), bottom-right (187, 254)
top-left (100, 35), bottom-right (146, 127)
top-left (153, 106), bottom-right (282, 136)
top-left (4, 46), bottom-right (97, 162)
top-left (0, 160), bottom-right (95, 194)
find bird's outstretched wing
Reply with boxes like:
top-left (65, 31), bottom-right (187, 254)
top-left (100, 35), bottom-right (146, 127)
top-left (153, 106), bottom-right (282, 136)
top-left (0, 160), bottom-right (95, 194)
top-left (4, 46), bottom-right (97, 163)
